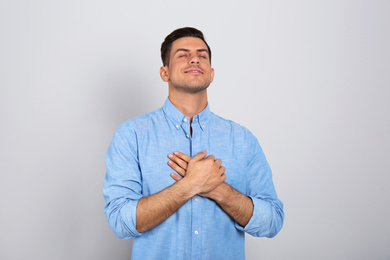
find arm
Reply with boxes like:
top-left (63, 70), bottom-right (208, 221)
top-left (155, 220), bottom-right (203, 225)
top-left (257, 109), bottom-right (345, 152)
top-left (136, 150), bottom-right (226, 232)
top-left (202, 182), bottom-right (254, 227)
top-left (242, 131), bottom-right (284, 237)
top-left (135, 174), bottom-right (195, 233)
top-left (103, 124), bottom-right (227, 238)
top-left (103, 124), bottom-right (143, 239)
top-left (169, 145), bottom-right (284, 237)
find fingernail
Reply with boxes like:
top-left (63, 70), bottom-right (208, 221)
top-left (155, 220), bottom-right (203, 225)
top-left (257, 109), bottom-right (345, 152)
top-left (174, 151), bottom-right (179, 155)
top-left (168, 154), bottom-right (173, 158)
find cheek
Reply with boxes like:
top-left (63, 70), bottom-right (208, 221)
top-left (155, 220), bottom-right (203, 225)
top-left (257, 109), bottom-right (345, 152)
top-left (169, 63), bottom-right (184, 76)
top-left (167, 67), bottom-right (177, 78)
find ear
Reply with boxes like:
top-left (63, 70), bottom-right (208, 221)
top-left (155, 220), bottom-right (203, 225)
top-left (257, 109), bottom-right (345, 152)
top-left (160, 66), bottom-right (169, 82)
top-left (210, 67), bottom-right (215, 83)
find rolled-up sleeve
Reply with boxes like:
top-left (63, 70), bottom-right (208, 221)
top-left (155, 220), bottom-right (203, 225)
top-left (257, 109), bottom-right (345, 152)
top-left (235, 130), bottom-right (284, 238)
top-left (103, 123), bottom-right (143, 239)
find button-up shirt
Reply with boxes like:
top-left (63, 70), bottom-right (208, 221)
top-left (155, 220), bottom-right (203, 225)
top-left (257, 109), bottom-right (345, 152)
top-left (103, 98), bottom-right (284, 260)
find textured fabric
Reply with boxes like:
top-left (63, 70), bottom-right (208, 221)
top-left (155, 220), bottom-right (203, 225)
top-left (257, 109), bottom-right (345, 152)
top-left (103, 98), bottom-right (284, 260)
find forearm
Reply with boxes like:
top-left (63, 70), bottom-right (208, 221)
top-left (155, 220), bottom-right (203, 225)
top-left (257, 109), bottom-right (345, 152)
top-left (136, 179), bottom-right (197, 233)
top-left (208, 182), bottom-right (254, 227)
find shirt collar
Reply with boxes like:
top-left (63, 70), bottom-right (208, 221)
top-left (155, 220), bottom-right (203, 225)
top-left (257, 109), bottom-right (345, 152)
top-left (162, 98), bottom-right (210, 131)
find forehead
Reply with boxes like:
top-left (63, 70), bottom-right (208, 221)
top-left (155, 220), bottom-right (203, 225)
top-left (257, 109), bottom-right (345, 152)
top-left (170, 37), bottom-right (208, 54)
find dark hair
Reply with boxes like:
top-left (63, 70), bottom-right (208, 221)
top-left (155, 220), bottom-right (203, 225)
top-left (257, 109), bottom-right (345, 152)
top-left (161, 27), bottom-right (212, 66)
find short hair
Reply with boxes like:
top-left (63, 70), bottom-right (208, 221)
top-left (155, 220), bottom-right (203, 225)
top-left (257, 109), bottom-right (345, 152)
top-left (160, 27), bottom-right (212, 66)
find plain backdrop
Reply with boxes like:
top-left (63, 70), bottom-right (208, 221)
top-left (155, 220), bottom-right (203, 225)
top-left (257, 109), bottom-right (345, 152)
top-left (1, 0), bottom-right (389, 259)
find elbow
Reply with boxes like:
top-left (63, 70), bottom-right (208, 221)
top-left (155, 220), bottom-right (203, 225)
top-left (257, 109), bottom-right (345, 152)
top-left (103, 202), bottom-right (140, 240)
top-left (266, 205), bottom-right (284, 238)
top-left (105, 210), bottom-right (134, 239)
top-left (110, 217), bottom-right (134, 239)
top-left (248, 201), bottom-right (284, 238)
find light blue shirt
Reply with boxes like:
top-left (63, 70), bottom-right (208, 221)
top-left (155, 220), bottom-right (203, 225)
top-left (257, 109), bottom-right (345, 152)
top-left (103, 98), bottom-right (284, 260)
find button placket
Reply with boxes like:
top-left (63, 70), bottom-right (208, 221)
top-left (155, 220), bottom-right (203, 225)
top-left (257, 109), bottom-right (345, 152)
top-left (191, 125), bottom-right (202, 260)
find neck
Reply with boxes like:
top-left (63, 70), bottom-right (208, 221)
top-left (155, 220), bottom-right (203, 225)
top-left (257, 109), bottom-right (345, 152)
top-left (168, 88), bottom-right (208, 121)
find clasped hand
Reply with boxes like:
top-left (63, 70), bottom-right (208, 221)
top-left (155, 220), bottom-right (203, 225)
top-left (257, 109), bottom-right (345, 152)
top-left (168, 150), bottom-right (226, 197)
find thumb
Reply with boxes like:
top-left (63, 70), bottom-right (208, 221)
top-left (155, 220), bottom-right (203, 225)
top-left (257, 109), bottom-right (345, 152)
top-left (192, 150), bottom-right (207, 161)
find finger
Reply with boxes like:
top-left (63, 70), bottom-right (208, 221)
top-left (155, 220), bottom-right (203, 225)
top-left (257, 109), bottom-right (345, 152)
top-left (168, 153), bottom-right (188, 170)
top-left (173, 151), bottom-right (192, 163)
top-left (215, 158), bottom-right (222, 167)
top-left (219, 166), bottom-right (226, 175)
top-left (168, 160), bottom-right (186, 176)
top-left (192, 150), bottom-right (207, 162)
top-left (170, 173), bottom-right (182, 182)
top-left (206, 155), bottom-right (215, 161)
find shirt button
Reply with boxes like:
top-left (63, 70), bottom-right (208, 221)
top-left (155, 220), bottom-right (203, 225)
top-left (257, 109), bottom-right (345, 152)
top-left (175, 125), bottom-right (179, 128)
top-left (194, 230), bottom-right (199, 235)
top-left (194, 198), bottom-right (198, 202)
top-left (202, 125), bottom-right (205, 128)
top-left (183, 118), bottom-right (188, 122)
top-left (186, 134), bottom-right (190, 138)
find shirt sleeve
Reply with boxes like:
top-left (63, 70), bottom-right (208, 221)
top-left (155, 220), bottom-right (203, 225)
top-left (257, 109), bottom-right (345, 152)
top-left (235, 129), bottom-right (284, 238)
top-left (102, 122), bottom-right (143, 239)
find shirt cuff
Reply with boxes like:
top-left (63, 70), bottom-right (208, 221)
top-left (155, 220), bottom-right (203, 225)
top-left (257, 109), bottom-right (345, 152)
top-left (119, 199), bottom-right (142, 238)
top-left (235, 196), bottom-right (272, 236)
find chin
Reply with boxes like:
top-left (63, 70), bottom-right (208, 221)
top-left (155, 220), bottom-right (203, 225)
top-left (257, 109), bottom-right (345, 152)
top-left (171, 80), bottom-right (211, 94)
top-left (185, 82), bottom-right (211, 93)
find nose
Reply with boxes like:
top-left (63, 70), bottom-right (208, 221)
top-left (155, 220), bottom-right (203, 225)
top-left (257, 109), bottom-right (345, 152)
top-left (189, 55), bottom-right (200, 64)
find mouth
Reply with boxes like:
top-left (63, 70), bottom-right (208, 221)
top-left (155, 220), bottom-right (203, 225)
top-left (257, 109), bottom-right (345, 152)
top-left (184, 66), bottom-right (204, 74)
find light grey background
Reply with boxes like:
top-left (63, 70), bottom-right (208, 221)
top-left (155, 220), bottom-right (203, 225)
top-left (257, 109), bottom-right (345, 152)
top-left (1, 0), bottom-right (389, 259)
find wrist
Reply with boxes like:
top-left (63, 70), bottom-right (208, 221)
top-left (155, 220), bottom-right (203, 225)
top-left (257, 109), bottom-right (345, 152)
top-left (210, 182), bottom-right (232, 204)
top-left (176, 177), bottom-right (199, 199)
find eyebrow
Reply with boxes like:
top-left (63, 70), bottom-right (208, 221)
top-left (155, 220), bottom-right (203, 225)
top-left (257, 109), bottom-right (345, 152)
top-left (174, 48), bottom-right (209, 55)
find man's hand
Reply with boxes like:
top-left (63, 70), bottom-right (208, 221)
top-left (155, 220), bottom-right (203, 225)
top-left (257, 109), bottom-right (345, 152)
top-left (168, 151), bottom-right (226, 199)
top-left (169, 151), bottom-right (226, 195)
top-left (168, 151), bottom-right (254, 227)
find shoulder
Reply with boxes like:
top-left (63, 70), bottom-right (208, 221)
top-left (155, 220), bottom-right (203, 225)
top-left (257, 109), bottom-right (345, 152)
top-left (115, 108), bottom-right (163, 137)
top-left (210, 112), bottom-right (261, 157)
top-left (210, 112), bottom-right (255, 139)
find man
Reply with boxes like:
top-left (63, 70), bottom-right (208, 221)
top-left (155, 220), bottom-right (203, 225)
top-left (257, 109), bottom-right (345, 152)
top-left (103, 27), bottom-right (284, 259)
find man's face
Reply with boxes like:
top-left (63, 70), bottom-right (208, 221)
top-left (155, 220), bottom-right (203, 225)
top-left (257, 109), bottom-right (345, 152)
top-left (160, 37), bottom-right (214, 94)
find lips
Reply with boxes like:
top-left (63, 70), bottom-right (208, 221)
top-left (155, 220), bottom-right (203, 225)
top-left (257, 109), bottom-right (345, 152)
top-left (184, 66), bottom-right (204, 74)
